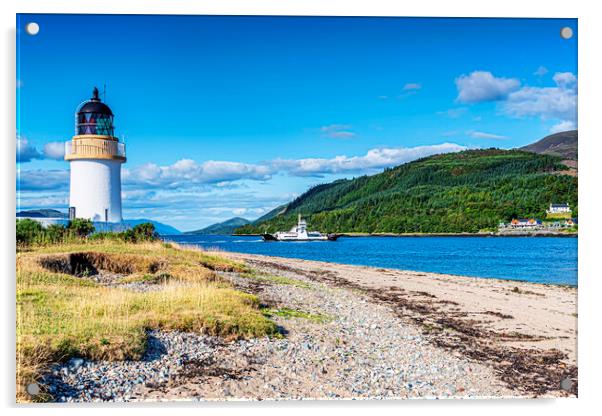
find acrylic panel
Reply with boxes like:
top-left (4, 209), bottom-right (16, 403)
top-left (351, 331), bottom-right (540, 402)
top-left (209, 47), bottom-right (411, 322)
top-left (16, 14), bottom-right (578, 402)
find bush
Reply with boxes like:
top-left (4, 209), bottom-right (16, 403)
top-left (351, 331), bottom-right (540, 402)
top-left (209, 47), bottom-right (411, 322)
top-left (68, 219), bottom-right (95, 238)
top-left (132, 223), bottom-right (158, 241)
top-left (16, 219), bottom-right (44, 245)
top-left (45, 224), bottom-right (68, 243)
top-left (16, 219), bottom-right (159, 248)
top-left (122, 223), bottom-right (159, 243)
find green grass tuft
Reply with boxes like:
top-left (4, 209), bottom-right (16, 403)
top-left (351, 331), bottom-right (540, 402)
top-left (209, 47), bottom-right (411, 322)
top-left (262, 307), bottom-right (332, 323)
top-left (241, 272), bottom-right (312, 289)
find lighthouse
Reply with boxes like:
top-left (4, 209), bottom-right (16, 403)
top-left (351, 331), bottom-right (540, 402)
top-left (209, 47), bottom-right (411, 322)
top-left (65, 87), bottom-right (126, 222)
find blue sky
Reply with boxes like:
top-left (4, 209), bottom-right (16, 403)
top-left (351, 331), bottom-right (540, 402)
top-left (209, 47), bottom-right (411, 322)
top-left (16, 15), bottom-right (577, 230)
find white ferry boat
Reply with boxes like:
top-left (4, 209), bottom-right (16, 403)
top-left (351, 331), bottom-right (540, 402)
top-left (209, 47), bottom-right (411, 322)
top-left (262, 215), bottom-right (339, 241)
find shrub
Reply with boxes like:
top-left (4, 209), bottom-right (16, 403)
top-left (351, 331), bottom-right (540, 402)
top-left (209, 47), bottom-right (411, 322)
top-left (67, 219), bottom-right (95, 238)
top-left (16, 219), bottom-right (44, 245)
top-left (45, 224), bottom-right (68, 244)
top-left (122, 223), bottom-right (159, 243)
top-left (17, 220), bottom-right (159, 248)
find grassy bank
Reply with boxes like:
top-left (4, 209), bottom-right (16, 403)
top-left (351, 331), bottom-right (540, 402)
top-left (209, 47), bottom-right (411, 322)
top-left (16, 240), bottom-right (279, 402)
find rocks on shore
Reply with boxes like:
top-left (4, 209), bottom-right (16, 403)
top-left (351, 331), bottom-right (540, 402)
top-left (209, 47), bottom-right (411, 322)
top-left (42, 258), bottom-right (517, 402)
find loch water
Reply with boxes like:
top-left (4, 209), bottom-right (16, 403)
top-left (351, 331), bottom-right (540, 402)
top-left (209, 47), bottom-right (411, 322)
top-left (164, 235), bottom-right (578, 286)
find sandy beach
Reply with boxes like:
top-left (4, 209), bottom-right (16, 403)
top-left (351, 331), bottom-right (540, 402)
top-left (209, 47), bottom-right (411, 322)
top-left (218, 251), bottom-right (578, 397)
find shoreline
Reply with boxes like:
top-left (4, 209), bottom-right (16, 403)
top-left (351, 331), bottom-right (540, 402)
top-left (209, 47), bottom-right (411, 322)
top-left (168, 240), bottom-right (577, 288)
top-left (223, 250), bottom-right (576, 288)
top-left (230, 232), bottom-right (577, 238)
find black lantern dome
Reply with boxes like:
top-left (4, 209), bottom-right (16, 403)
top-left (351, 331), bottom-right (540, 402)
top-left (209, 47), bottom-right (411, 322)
top-left (75, 87), bottom-right (115, 136)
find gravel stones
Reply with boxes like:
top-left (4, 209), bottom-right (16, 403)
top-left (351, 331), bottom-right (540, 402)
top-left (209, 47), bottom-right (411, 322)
top-left (42, 331), bottom-right (217, 402)
top-left (42, 256), bottom-right (519, 402)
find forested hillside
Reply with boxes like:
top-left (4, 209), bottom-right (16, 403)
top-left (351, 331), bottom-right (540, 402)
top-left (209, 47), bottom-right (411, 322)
top-left (235, 149), bottom-right (578, 234)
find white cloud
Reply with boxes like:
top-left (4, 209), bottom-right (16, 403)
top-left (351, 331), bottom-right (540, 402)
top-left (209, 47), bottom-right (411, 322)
top-left (18, 143), bottom-right (468, 229)
top-left (549, 120), bottom-right (576, 134)
top-left (17, 136), bottom-right (43, 163)
top-left (534, 66), bottom-right (548, 77)
top-left (17, 193), bottom-right (68, 210)
top-left (437, 107), bottom-right (468, 119)
top-left (201, 160), bottom-right (272, 182)
top-left (271, 143), bottom-right (467, 177)
top-left (17, 169), bottom-right (69, 191)
top-left (552, 72), bottom-right (577, 89)
top-left (403, 83), bottom-right (422, 91)
top-left (43, 141), bottom-right (66, 160)
top-left (25, 142), bottom-right (468, 193)
top-left (455, 71), bottom-right (520, 103)
top-left (320, 124), bottom-right (356, 139)
top-left (502, 72), bottom-right (577, 121)
top-left (328, 131), bottom-right (355, 139)
top-left (123, 159), bottom-right (272, 188)
top-left (467, 131), bottom-right (508, 140)
top-left (17, 136), bottom-right (67, 163)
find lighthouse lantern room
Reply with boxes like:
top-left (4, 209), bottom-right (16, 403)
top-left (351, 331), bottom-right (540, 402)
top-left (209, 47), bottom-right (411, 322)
top-left (65, 87), bottom-right (126, 222)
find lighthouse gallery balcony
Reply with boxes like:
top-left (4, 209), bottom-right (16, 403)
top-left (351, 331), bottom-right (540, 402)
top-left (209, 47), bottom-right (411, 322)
top-left (65, 136), bottom-right (126, 161)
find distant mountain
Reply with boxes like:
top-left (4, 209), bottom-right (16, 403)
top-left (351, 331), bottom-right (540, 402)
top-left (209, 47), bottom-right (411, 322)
top-left (520, 130), bottom-right (577, 160)
top-left (123, 219), bottom-right (181, 236)
top-left (16, 209), bottom-right (68, 218)
top-left (252, 205), bottom-right (287, 223)
top-left (235, 148), bottom-right (578, 235)
top-left (185, 217), bottom-right (250, 235)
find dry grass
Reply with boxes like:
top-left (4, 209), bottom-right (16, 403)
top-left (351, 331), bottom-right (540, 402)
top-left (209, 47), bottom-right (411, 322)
top-left (16, 240), bottom-right (277, 402)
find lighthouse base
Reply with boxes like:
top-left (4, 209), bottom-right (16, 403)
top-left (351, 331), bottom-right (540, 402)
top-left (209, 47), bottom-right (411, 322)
top-left (69, 159), bottom-right (123, 222)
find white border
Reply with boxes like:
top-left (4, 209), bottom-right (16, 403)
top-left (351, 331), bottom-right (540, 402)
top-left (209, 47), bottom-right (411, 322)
top-left (3, 1), bottom-right (601, 415)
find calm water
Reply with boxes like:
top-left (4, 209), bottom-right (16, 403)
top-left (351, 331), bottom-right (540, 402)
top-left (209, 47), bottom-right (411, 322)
top-left (164, 235), bottom-right (578, 286)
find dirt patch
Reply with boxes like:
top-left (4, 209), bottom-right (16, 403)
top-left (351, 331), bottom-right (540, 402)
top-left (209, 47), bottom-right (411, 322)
top-left (39, 252), bottom-right (166, 276)
top-left (179, 355), bottom-right (253, 381)
top-left (38, 252), bottom-right (168, 287)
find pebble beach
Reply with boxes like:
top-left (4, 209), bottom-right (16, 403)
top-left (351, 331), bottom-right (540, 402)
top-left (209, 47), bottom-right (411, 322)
top-left (41, 250), bottom-right (577, 401)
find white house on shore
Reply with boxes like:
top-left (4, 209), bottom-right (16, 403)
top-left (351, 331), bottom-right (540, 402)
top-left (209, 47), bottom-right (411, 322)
top-left (546, 203), bottom-right (571, 215)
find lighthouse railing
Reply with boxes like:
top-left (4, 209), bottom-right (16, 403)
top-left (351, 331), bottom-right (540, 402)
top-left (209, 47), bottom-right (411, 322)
top-left (65, 140), bottom-right (126, 159)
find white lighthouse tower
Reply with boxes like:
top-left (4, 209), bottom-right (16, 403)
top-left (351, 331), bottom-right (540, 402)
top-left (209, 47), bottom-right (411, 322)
top-left (65, 87), bottom-right (126, 222)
